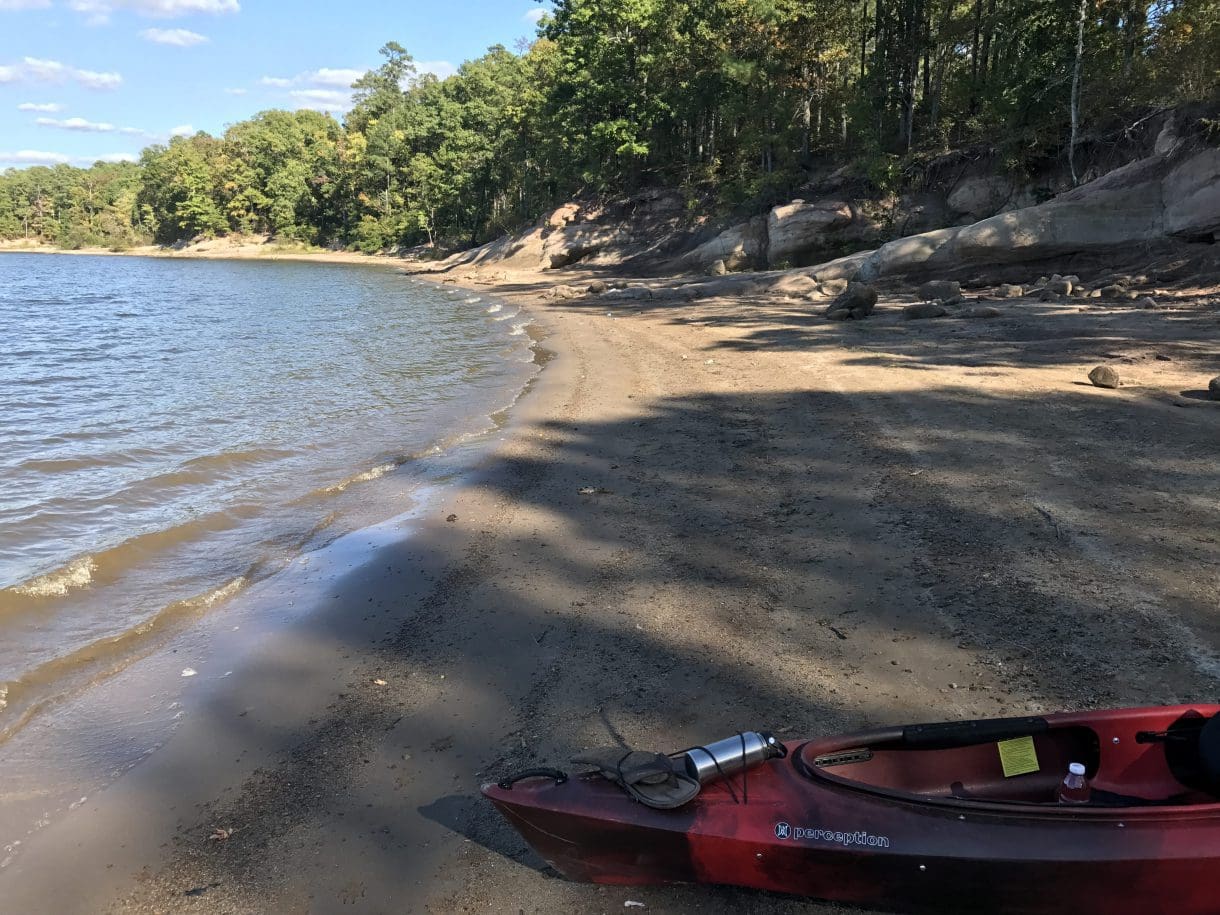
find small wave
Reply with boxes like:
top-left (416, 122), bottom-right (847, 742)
top-left (465, 296), bottom-right (482, 304)
top-left (0, 509), bottom-right (251, 617)
top-left (323, 461), bottom-right (398, 495)
top-left (180, 448), bottom-right (294, 474)
top-left (509, 321), bottom-right (530, 337)
top-left (9, 557), bottom-right (96, 599)
top-left (486, 303), bottom-right (502, 314)
top-left (0, 575), bottom-right (247, 747)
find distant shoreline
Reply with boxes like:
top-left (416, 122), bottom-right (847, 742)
top-left (0, 237), bottom-right (424, 268)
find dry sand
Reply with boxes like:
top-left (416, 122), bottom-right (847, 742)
top-left (1, 266), bottom-right (1218, 913)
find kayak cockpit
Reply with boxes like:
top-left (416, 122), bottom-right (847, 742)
top-left (796, 706), bottom-right (1220, 811)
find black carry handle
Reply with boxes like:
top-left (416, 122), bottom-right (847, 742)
top-left (902, 716), bottom-right (1049, 749)
top-left (497, 768), bottom-right (569, 790)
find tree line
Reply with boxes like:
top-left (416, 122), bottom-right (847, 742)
top-left (1, 0), bottom-right (1216, 252)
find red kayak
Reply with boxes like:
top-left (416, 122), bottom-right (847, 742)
top-left (483, 705), bottom-right (1220, 913)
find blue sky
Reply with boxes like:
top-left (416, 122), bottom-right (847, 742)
top-left (0, 0), bottom-right (551, 168)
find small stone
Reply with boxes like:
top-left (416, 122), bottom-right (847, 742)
top-left (1136, 296), bottom-right (1159, 309)
top-left (917, 280), bottom-right (961, 301)
top-left (904, 302), bottom-right (948, 320)
top-left (996, 284), bottom-right (1024, 298)
top-left (960, 306), bottom-right (1002, 318)
top-left (1209, 376), bottom-right (1220, 401)
top-left (587, 279), bottom-right (608, 295)
top-left (1046, 278), bottom-right (1073, 296)
top-left (1099, 284), bottom-right (1126, 298)
top-left (1088, 365), bottom-right (1121, 389)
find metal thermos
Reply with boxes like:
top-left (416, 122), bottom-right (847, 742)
top-left (682, 731), bottom-right (784, 784)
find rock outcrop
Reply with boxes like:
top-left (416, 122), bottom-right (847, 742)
top-left (765, 200), bottom-right (854, 267)
top-left (853, 143), bottom-right (1220, 283)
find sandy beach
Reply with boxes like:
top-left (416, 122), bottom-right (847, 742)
top-left (0, 236), bottom-right (414, 267)
top-left (1, 266), bottom-right (1218, 913)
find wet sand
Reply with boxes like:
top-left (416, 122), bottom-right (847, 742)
top-left (1, 272), bottom-right (1218, 913)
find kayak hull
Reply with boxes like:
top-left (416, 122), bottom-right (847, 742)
top-left (484, 705), bottom-right (1220, 913)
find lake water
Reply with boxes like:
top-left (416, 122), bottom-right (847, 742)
top-left (0, 253), bottom-right (535, 743)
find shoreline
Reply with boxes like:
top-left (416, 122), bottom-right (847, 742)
top-left (0, 238), bottom-right (423, 268)
top-left (0, 267), bottom-right (548, 875)
top-left (0, 262), bottom-right (1218, 912)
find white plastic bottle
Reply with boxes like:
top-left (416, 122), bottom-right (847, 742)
top-left (1056, 762), bottom-right (1092, 805)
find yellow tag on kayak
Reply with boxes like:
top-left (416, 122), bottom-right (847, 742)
top-left (997, 736), bottom-right (1039, 778)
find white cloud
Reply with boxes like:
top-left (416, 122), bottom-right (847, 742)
top-left (36, 115), bottom-right (116, 131)
top-left (168, 123), bottom-right (194, 136)
top-left (0, 57), bottom-right (122, 90)
top-left (223, 87), bottom-right (246, 95)
top-left (68, 0), bottom-right (237, 23)
top-left (35, 115), bottom-right (160, 138)
top-left (417, 60), bottom-right (456, 81)
top-left (260, 68), bottom-right (367, 111)
top-left (140, 27), bottom-right (208, 45)
top-left (74, 68), bottom-right (123, 89)
top-left (0, 0), bottom-right (51, 9)
top-left (262, 68), bottom-right (360, 90)
top-left (0, 149), bottom-right (145, 167)
top-left (288, 88), bottom-right (351, 111)
top-left (308, 67), bottom-right (362, 88)
top-left (18, 101), bottom-right (64, 112)
top-left (524, 7), bottom-right (546, 23)
top-left (0, 149), bottom-right (73, 165)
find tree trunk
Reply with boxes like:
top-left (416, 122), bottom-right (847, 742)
top-left (1069, 0), bottom-right (1087, 185)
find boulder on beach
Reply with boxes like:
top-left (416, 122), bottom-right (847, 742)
top-left (1209, 376), bottom-right (1220, 401)
top-left (1088, 366), bottom-right (1121, 389)
top-left (918, 280), bottom-right (961, 301)
top-left (996, 284), bottom-right (1024, 298)
top-left (1046, 278), bottom-right (1073, 296)
top-left (587, 279), bottom-right (608, 295)
top-left (905, 301), bottom-right (949, 320)
top-left (548, 284), bottom-right (585, 299)
top-left (825, 282), bottom-right (878, 319)
top-left (960, 305), bottom-right (1002, 318)
top-left (708, 259), bottom-right (728, 276)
